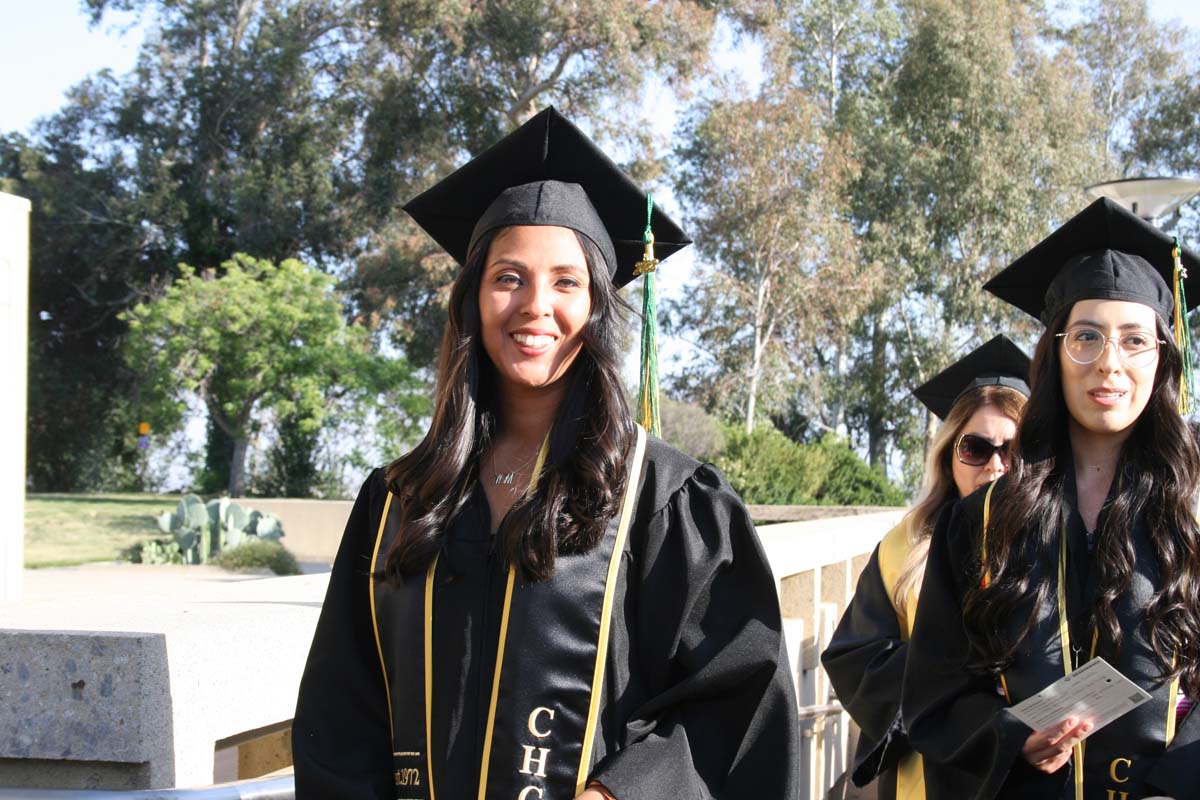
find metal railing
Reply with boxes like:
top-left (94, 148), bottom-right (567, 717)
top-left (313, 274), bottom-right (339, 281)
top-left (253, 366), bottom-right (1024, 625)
top-left (0, 776), bottom-right (293, 800)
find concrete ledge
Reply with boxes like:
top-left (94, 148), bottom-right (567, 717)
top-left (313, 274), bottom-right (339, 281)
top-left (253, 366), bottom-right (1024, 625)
top-left (757, 509), bottom-right (905, 579)
top-left (0, 565), bottom-right (329, 789)
top-left (0, 630), bottom-right (173, 786)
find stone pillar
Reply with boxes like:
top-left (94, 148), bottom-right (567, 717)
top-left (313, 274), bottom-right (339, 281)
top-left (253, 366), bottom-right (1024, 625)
top-left (0, 192), bottom-right (31, 602)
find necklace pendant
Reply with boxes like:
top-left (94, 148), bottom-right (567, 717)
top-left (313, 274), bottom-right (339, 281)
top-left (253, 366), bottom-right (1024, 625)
top-left (494, 472), bottom-right (516, 486)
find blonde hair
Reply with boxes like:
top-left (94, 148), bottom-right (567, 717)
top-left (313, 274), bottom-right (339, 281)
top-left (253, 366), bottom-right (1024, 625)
top-left (891, 384), bottom-right (1027, 615)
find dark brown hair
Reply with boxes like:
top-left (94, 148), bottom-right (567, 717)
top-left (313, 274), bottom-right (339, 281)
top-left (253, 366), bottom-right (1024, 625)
top-left (963, 308), bottom-right (1200, 696)
top-left (381, 228), bottom-right (635, 582)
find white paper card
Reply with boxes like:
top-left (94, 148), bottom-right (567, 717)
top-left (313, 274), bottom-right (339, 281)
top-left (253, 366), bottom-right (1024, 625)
top-left (1007, 657), bottom-right (1152, 735)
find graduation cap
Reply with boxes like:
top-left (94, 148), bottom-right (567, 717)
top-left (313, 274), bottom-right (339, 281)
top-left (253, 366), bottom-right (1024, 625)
top-left (913, 335), bottom-right (1032, 421)
top-left (983, 197), bottom-right (1200, 326)
top-left (402, 106), bottom-right (690, 288)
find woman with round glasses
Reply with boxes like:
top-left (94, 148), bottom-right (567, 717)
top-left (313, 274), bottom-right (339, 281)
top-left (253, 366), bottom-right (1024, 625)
top-left (822, 335), bottom-right (1030, 800)
top-left (903, 197), bottom-right (1200, 800)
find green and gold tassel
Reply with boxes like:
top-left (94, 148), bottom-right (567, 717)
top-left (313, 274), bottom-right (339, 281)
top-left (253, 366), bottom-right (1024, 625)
top-left (1173, 236), bottom-right (1196, 415)
top-left (635, 194), bottom-right (661, 436)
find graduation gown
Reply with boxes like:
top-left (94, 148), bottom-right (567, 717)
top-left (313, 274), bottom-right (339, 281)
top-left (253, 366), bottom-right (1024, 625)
top-left (902, 469), bottom-right (1200, 800)
top-left (291, 435), bottom-right (801, 799)
top-left (822, 516), bottom-right (929, 800)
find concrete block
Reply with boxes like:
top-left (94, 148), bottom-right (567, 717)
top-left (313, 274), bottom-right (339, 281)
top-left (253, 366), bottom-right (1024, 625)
top-left (0, 631), bottom-right (173, 779)
top-left (1, 565), bottom-right (327, 789)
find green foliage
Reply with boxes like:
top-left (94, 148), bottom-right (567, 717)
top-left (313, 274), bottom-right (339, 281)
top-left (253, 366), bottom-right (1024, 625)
top-left (2, 124), bottom-right (153, 492)
top-left (152, 494), bottom-right (284, 564)
top-left (716, 424), bottom-right (829, 504)
top-left (212, 540), bottom-right (301, 576)
top-left (809, 436), bottom-right (908, 506)
top-left (129, 538), bottom-right (184, 565)
top-left (670, 82), bottom-right (877, 430)
top-left (122, 254), bottom-right (418, 496)
top-left (715, 423), bottom-right (906, 506)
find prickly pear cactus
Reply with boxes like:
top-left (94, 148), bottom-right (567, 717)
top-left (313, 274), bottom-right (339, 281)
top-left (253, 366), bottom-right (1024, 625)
top-left (145, 496), bottom-right (287, 567)
top-left (156, 494), bottom-right (209, 564)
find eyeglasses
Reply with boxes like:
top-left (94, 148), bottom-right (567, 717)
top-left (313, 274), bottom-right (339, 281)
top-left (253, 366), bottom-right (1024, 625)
top-left (1055, 326), bottom-right (1165, 368)
top-left (955, 433), bottom-right (1012, 467)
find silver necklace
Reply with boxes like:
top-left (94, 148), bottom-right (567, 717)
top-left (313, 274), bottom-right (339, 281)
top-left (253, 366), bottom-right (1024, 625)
top-left (491, 447), bottom-right (538, 486)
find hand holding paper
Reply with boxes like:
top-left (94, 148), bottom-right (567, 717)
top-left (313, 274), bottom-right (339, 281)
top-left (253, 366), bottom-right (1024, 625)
top-left (1008, 657), bottom-right (1152, 736)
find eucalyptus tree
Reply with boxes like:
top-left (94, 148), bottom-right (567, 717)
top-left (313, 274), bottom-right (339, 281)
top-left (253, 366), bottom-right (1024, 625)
top-left (670, 82), bottom-right (878, 433)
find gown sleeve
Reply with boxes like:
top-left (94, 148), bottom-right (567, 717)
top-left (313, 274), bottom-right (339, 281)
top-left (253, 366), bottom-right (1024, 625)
top-left (900, 498), bottom-right (1033, 799)
top-left (291, 469), bottom-right (394, 800)
top-left (820, 544), bottom-right (910, 785)
top-left (587, 463), bottom-right (802, 800)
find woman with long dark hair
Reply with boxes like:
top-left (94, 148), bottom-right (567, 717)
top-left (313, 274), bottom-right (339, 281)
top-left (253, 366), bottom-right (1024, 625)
top-left (822, 335), bottom-right (1030, 800)
top-left (902, 197), bottom-right (1200, 799)
top-left (291, 108), bottom-right (800, 800)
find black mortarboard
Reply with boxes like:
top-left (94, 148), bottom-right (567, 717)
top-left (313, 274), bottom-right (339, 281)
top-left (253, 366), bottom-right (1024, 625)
top-left (402, 107), bottom-right (690, 288)
top-left (983, 197), bottom-right (1200, 325)
top-left (913, 335), bottom-right (1031, 420)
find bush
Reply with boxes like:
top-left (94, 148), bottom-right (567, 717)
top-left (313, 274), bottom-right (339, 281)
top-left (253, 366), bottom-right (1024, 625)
top-left (212, 540), bottom-right (301, 576)
top-left (715, 424), bottom-right (907, 506)
top-left (126, 538), bottom-right (183, 565)
top-left (715, 423), bottom-right (828, 504)
top-left (808, 435), bottom-right (908, 506)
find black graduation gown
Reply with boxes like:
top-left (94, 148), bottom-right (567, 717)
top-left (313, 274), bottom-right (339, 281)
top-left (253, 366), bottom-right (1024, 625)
top-left (291, 436), bottom-right (802, 799)
top-left (822, 517), bottom-right (929, 800)
top-left (902, 470), bottom-right (1200, 800)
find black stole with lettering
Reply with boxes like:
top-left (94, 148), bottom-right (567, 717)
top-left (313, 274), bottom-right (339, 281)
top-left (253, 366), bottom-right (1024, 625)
top-left (371, 426), bottom-right (646, 800)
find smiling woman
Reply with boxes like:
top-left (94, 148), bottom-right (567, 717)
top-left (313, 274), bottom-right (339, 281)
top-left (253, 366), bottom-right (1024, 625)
top-left (902, 198), bottom-right (1200, 800)
top-left (479, 225), bottom-right (593, 392)
top-left (291, 107), bottom-right (802, 800)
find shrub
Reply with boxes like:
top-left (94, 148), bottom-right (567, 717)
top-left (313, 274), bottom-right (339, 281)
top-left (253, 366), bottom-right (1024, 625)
top-left (212, 540), bottom-right (301, 576)
top-left (809, 435), bottom-right (908, 506)
top-left (715, 423), bottom-right (828, 504)
top-left (715, 424), bottom-right (908, 506)
top-left (127, 538), bottom-right (183, 565)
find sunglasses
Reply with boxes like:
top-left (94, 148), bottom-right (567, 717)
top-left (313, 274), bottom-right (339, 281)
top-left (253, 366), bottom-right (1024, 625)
top-left (954, 433), bottom-right (1013, 467)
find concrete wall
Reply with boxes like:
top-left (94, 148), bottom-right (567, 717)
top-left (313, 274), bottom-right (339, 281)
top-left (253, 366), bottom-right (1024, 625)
top-left (248, 499), bottom-right (352, 565)
top-left (0, 192), bottom-right (30, 603)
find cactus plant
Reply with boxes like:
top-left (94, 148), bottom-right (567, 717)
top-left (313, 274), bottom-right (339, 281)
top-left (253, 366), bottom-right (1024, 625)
top-left (147, 495), bottom-right (286, 565)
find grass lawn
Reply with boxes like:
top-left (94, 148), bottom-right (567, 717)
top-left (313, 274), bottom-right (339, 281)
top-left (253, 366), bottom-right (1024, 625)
top-left (24, 493), bottom-right (183, 568)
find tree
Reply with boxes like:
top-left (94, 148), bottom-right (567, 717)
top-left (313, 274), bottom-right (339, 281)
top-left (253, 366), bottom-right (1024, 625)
top-left (23, 0), bottom-right (728, 491)
top-left (347, 0), bottom-right (728, 369)
top-left (740, 0), bottom-right (903, 122)
top-left (1126, 66), bottom-right (1200, 246)
top-left (123, 254), bottom-right (417, 496)
top-left (841, 0), bottom-right (1103, 472)
top-left (1059, 0), bottom-right (1184, 170)
top-left (1, 92), bottom-right (170, 490)
top-left (670, 82), bottom-right (880, 433)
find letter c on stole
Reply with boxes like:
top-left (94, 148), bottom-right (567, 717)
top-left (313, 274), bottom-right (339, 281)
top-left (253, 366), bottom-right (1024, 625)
top-left (528, 707), bottom-right (555, 738)
top-left (518, 788), bottom-right (544, 800)
top-left (1108, 757), bottom-right (1132, 784)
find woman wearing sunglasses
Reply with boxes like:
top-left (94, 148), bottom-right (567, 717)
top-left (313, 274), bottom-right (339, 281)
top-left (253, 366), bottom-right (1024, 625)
top-left (822, 335), bottom-right (1030, 800)
top-left (902, 198), bottom-right (1200, 800)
